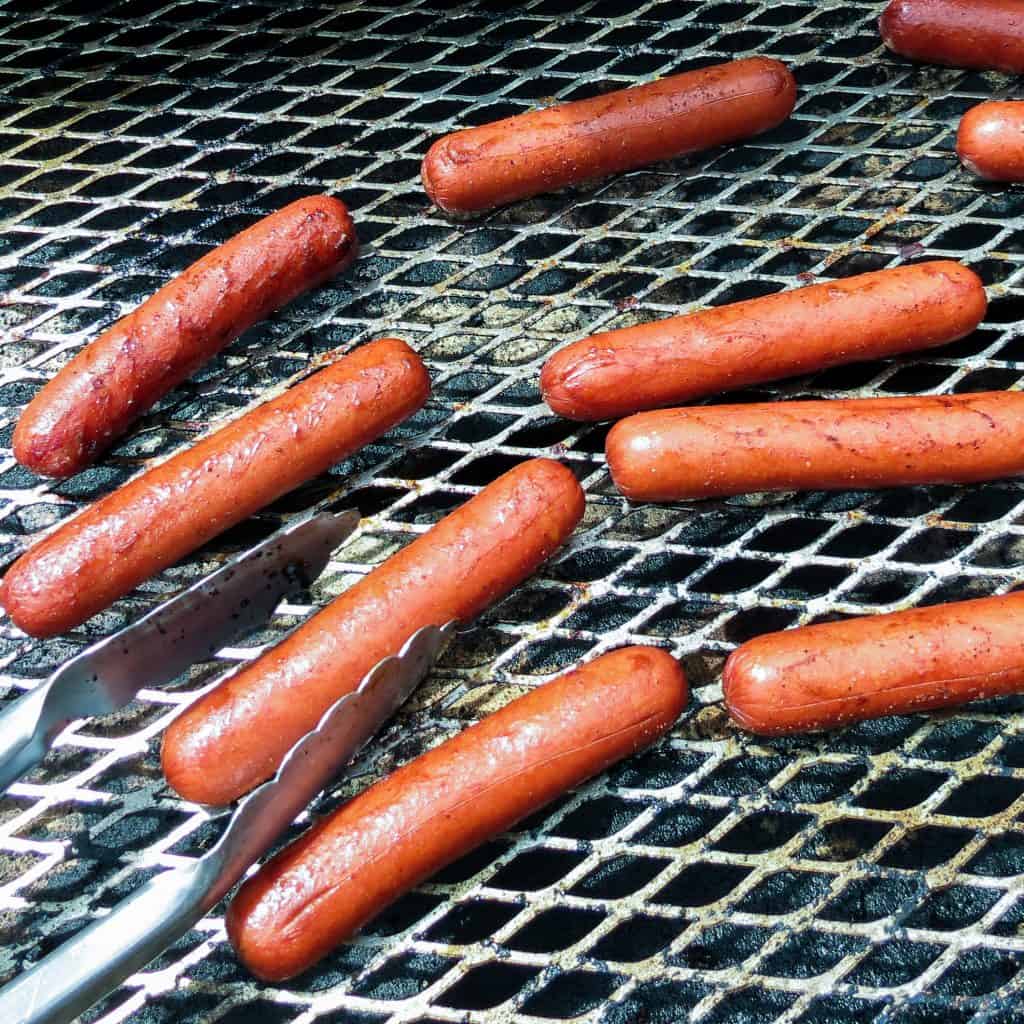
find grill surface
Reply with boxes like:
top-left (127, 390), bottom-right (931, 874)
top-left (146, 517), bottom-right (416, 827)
top-left (1, 1), bottom-right (1023, 1021)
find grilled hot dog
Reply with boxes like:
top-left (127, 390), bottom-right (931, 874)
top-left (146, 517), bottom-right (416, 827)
top-left (162, 457), bottom-right (585, 806)
top-left (606, 392), bottom-right (1024, 502)
top-left (227, 646), bottom-right (688, 981)
top-left (958, 102), bottom-right (1024, 182)
top-left (542, 261), bottom-right (986, 421)
top-left (725, 592), bottom-right (1024, 735)
top-left (880, 0), bottom-right (1024, 73)
top-left (14, 196), bottom-right (358, 478)
top-left (422, 57), bottom-right (796, 214)
top-left (1, 338), bottom-right (428, 638)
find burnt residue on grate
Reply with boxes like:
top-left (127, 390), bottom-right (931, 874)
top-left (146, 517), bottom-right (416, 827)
top-left (2, 0), bottom-right (1024, 1021)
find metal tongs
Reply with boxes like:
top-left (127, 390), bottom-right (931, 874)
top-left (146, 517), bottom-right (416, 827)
top-left (0, 508), bottom-right (361, 792)
top-left (0, 514), bottom-right (457, 1024)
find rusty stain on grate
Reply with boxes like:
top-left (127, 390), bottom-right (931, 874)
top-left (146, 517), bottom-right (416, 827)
top-left (2, 0), bottom-right (1024, 1021)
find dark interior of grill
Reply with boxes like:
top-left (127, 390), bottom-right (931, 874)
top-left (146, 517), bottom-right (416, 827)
top-left (2, 0), bottom-right (1024, 1021)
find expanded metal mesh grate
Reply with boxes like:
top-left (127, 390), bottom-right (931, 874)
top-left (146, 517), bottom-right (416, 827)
top-left (1, 0), bottom-right (1024, 1021)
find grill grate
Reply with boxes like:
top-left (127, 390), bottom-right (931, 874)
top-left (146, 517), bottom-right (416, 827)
top-left (2, 0), bottom-right (1024, 1021)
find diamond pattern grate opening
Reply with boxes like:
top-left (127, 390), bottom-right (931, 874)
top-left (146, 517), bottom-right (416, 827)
top-left (2, 1), bottom-right (1024, 1021)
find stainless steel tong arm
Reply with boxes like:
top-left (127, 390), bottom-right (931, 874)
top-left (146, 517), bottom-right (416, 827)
top-left (0, 509), bottom-right (359, 793)
top-left (0, 620), bottom-right (455, 1024)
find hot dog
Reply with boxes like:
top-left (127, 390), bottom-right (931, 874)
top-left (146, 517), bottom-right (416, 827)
top-left (162, 457), bottom-right (585, 806)
top-left (227, 645), bottom-right (687, 981)
top-left (958, 102), bottom-right (1024, 181)
top-left (606, 392), bottom-right (1024, 502)
top-left (14, 196), bottom-right (358, 479)
top-left (725, 592), bottom-right (1024, 736)
top-left (880, 0), bottom-right (1024, 73)
top-left (541, 261), bottom-right (986, 422)
top-left (1, 338), bottom-right (428, 639)
top-left (421, 57), bottom-right (796, 214)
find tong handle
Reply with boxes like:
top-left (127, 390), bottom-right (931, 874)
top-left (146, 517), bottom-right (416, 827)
top-left (0, 682), bottom-right (56, 793)
top-left (0, 862), bottom-right (210, 1024)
